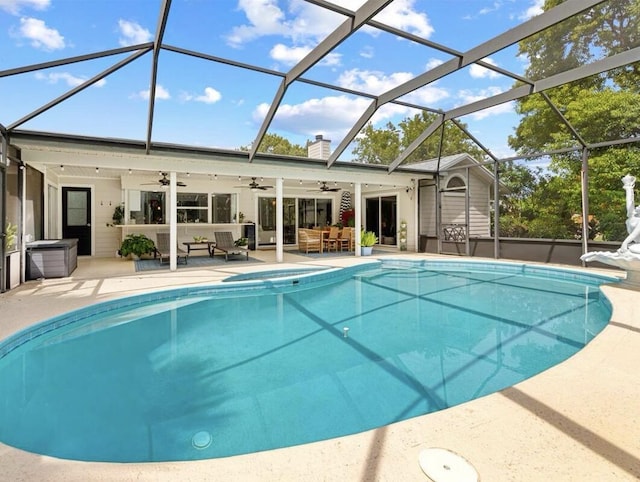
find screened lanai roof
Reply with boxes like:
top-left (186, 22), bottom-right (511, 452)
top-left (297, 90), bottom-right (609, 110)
top-left (0, 0), bottom-right (638, 173)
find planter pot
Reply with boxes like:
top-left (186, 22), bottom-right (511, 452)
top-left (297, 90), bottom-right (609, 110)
top-left (361, 246), bottom-right (373, 256)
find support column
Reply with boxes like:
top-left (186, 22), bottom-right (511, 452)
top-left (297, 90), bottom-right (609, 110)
top-left (580, 148), bottom-right (590, 263)
top-left (355, 182), bottom-right (362, 256)
top-left (169, 171), bottom-right (177, 271)
top-left (1, 135), bottom-right (6, 292)
top-left (276, 177), bottom-right (283, 263)
top-left (493, 160), bottom-right (500, 259)
top-left (465, 167), bottom-right (470, 257)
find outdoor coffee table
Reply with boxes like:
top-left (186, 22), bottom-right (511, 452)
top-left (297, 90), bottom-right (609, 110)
top-left (182, 241), bottom-right (216, 257)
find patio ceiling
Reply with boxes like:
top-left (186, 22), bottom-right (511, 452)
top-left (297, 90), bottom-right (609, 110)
top-left (0, 0), bottom-right (638, 174)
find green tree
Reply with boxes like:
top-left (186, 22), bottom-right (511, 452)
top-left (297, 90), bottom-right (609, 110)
top-left (351, 122), bottom-right (400, 164)
top-left (241, 133), bottom-right (308, 156)
top-left (506, 0), bottom-right (640, 241)
top-left (352, 111), bottom-right (484, 165)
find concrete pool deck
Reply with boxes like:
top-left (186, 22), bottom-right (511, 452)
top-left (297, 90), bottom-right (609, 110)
top-left (1, 251), bottom-right (639, 481)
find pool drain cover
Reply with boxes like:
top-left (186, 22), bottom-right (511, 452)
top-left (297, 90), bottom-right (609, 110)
top-left (192, 431), bottom-right (212, 449)
top-left (419, 448), bottom-right (479, 482)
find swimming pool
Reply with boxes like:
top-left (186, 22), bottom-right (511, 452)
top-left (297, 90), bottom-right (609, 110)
top-left (0, 260), bottom-right (617, 462)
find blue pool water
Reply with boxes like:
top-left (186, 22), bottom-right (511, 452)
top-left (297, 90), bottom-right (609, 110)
top-left (0, 260), bottom-right (617, 462)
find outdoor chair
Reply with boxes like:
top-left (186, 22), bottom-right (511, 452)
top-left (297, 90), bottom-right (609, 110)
top-left (323, 226), bottom-right (340, 252)
top-left (214, 231), bottom-right (249, 261)
top-left (298, 228), bottom-right (322, 253)
top-left (338, 227), bottom-right (353, 251)
top-left (155, 232), bottom-right (188, 265)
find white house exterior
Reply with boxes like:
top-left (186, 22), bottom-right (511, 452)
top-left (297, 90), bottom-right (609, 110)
top-left (413, 153), bottom-right (496, 240)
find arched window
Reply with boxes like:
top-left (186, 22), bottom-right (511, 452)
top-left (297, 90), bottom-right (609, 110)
top-left (445, 175), bottom-right (466, 190)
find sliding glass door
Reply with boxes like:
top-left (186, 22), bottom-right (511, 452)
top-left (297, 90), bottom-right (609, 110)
top-left (258, 196), bottom-right (333, 246)
top-left (298, 197), bottom-right (331, 228)
top-left (258, 197), bottom-right (296, 245)
top-left (365, 195), bottom-right (397, 245)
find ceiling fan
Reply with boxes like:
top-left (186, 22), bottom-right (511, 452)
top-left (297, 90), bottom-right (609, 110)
top-left (236, 177), bottom-right (273, 191)
top-left (308, 181), bottom-right (341, 193)
top-left (141, 172), bottom-right (187, 188)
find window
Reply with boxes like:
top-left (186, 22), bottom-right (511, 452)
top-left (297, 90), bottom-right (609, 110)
top-left (177, 192), bottom-right (207, 223)
top-left (126, 190), bottom-right (238, 224)
top-left (129, 191), bottom-right (165, 224)
top-left (445, 175), bottom-right (466, 192)
top-left (212, 194), bottom-right (236, 223)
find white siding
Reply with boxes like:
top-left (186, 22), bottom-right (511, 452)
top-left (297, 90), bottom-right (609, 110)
top-left (419, 168), bottom-right (492, 239)
top-left (94, 178), bottom-right (124, 257)
top-left (419, 185), bottom-right (437, 236)
top-left (467, 172), bottom-right (490, 236)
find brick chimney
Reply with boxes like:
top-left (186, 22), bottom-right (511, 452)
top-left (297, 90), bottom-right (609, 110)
top-left (308, 134), bottom-right (331, 160)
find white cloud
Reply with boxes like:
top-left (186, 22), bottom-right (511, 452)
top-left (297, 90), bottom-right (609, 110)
top-left (269, 43), bottom-right (341, 66)
top-left (337, 68), bottom-right (449, 105)
top-left (425, 58), bottom-right (444, 70)
top-left (337, 68), bottom-right (413, 95)
top-left (370, 0), bottom-right (433, 38)
top-left (520, 0), bottom-right (544, 20)
top-left (457, 87), bottom-right (514, 120)
top-left (463, 1), bottom-right (511, 20)
top-left (252, 95), bottom-right (372, 140)
top-left (270, 43), bottom-right (310, 64)
top-left (0, 0), bottom-right (49, 15)
top-left (34, 71), bottom-right (106, 87)
top-left (226, 0), bottom-right (300, 46)
top-left (360, 46), bottom-right (374, 59)
top-left (195, 87), bottom-right (222, 104)
top-left (18, 17), bottom-right (64, 50)
top-left (469, 57), bottom-right (501, 79)
top-left (333, 0), bottom-right (433, 38)
top-left (118, 19), bottom-right (152, 47)
top-left (226, 0), bottom-right (344, 71)
top-left (134, 84), bottom-right (170, 101)
top-left (227, 0), bottom-right (432, 50)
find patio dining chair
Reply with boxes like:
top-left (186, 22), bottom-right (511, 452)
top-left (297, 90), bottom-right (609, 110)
top-left (337, 227), bottom-right (353, 251)
top-left (323, 226), bottom-right (340, 252)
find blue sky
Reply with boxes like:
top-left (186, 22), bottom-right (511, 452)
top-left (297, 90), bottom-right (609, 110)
top-left (0, 0), bottom-right (546, 161)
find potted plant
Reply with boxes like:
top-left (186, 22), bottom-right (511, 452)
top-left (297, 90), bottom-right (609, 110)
top-left (112, 203), bottom-right (125, 225)
top-left (118, 234), bottom-right (156, 260)
top-left (341, 209), bottom-right (355, 227)
top-left (4, 221), bottom-right (17, 251)
top-left (234, 237), bottom-right (248, 247)
top-left (360, 230), bottom-right (378, 256)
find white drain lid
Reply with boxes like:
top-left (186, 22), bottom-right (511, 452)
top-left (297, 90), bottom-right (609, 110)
top-left (192, 431), bottom-right (213, 449)
top-left (419, 448), bottom-right (479, 482)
